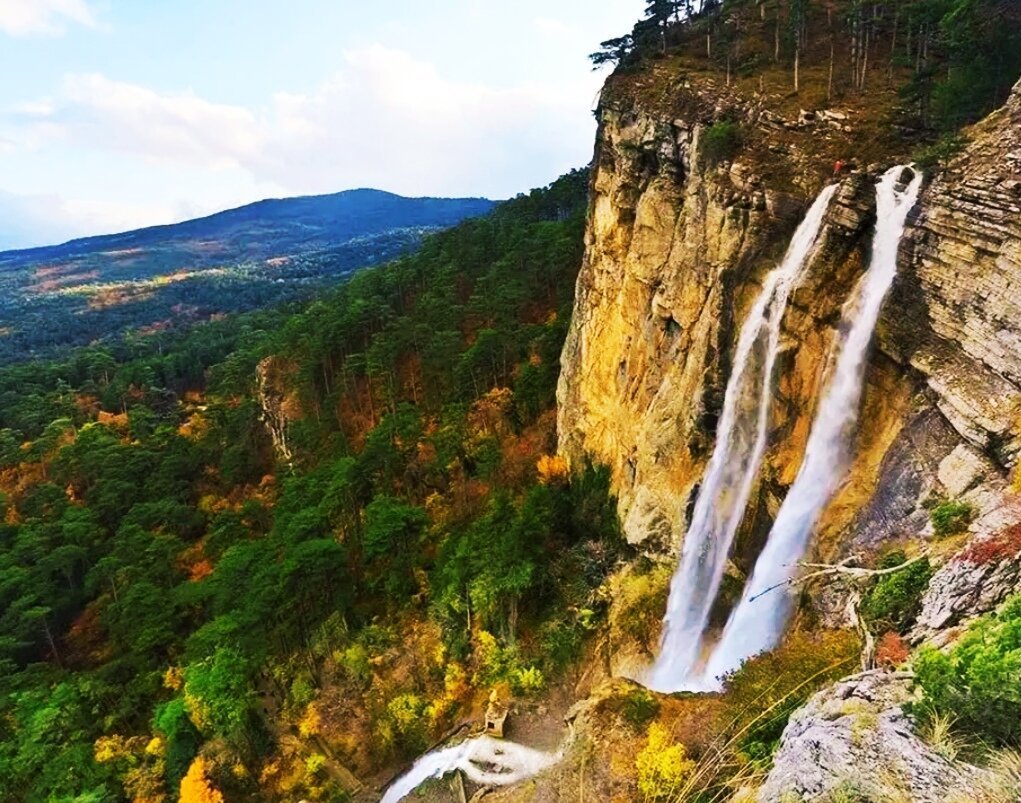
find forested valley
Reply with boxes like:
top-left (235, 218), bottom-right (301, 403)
top-left (0, 170), bottom-right (623, 802)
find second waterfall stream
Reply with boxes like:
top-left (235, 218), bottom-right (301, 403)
top-left (650, 165), bottom-right (923, 693)
top-left (699, 165), bottom-right (924, 687)
top-left (647, 182), bottom-right (838, 692)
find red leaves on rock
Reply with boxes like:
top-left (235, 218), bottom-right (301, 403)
top-left (957, 522), bottom-right (1021, 565)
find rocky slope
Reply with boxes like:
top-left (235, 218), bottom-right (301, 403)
top-left (760, 671), bottom-right (981, 803)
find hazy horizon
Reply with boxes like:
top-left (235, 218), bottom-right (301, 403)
top-left (0, 0), bottom-right (642, 249)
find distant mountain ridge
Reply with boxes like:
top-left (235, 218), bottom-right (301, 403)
top-left (0, 188), bottom-right (495, 267)
top-left (0, 188), bottom-right (496, 363)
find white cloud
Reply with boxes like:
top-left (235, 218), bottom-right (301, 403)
top-left (59, 73), bottom-right (263, 169)
top-left (534, 16), bottom-right (573, 38)
top-left (14, 45), bottom-right (599, 201)
top-left (1, 43), bottom-right (607, 244)
top-left (257, 45), bottom-right (597, 197)
top-left (0, 0), bottom-right (96, 36)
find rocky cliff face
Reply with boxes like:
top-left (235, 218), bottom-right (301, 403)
top-left (558, 70), bottom-right (1021, 580)
top-left (842, 77), bottom-right (1021, 559)
top-left (887, 78), bottom-right (1021, 466)
top-left (558, 72), bottom-right (896, 562)
top-left (256, 355), bottom-right (301, 466)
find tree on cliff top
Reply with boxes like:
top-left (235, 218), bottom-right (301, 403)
top-left (594, 0), bottom-right (1021, 133)
top-left (590, 34), bottom-right (635, 68)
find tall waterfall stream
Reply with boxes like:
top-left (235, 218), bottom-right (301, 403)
top-left (653, 165), bottom-right (922, 692)
top-left (647, 183), bottom-right (839, 691)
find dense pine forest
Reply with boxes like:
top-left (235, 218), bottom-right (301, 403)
top-left (0, 170), bottom-right (626, 802)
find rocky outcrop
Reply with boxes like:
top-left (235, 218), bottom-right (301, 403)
top-left (760, 671), bottom-right (982, 803)
top-left (912, 492), bottom-right (1021, 642)
top-left (887, 76), bottom-right (1021, 467)
top-left (255, 355), bottom-right (301, 465)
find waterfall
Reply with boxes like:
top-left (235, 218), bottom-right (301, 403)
top-left (647, 184), bottom-right (838, 693)
top-left (697, 165), bottom-right (924, 689)
top-left (380, 736), bottom-right (560, 803)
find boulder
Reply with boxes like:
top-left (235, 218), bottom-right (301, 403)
top-left (759, 671), bottom-right (982, 803)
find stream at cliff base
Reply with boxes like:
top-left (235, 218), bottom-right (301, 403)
top-left (380, 735), bottom-right (560, 803)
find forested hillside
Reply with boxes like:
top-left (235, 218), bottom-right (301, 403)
top-left (0, 170), bottom-right (622, 802)
top-left (593, 0), bottom-right (1021, 141)
top-left (0, 189), bottom-right (494, 365)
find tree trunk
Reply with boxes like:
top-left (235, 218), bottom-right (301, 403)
top-left (860, 24), bottom-right (869, 91)
top-left (828, 40), bottom-right (835, 101)
top-left (889, 8), bottom-right (899, 83)
top-left (507, 596), bottom-right (519, 644)
top-left (847, 589), bottom-right (876, 671)
top-left (43, 617), bottom-right (63, 668)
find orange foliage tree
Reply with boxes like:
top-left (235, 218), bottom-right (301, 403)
top-left (179, 756), bottom-right (224, 803)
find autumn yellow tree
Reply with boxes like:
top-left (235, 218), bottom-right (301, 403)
top-left (179, 756), bottom-right (224, 803)
top-left (635, 722), bottom-right (695, 800)
top-left (536, 454), bottom-right (569, 486)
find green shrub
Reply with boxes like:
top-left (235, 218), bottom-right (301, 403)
top-left (610, 561), bottom-right (672, 650)
top-left (511, 666), bottom-right (546, 696)
top-left (305, 752), bottom-right (327, 779)
top-left (617, 687), bottom-right (660, 731)
top-left (913, 134), bottom-right (968, 170)
top-left (930, 499), bottom-right (976, 537)
top-left (473, 629), bottom-right (523, 687)
top-left (700, 121), bottom-right (742, 166)
top-left (724, 631), bottom-right (860, 764)
top-left (860, 552), bottom-right (933, 635)
top-left (385, 693), bottom-right (429, 751)
top-left (153, 697), bottom-right (201, 789)
top-left (289, 676), bottom-right (317, 708)
top-left (914, 594), bottom-right (1021, 746)
top-left (538, 616), bottom-right (585, 672)
top-left (337, 644), bottom-right (372, 686)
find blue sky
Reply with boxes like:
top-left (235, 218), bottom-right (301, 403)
top-left (0, 0), bottom-right (642, 249)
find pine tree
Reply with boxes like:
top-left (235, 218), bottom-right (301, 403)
top-left (589, 35), bottom-right (635, 68)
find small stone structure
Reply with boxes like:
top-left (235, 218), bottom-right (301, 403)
top-left (484, 689), bottom-right (509, 738)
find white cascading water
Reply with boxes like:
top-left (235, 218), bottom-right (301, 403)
top-left (380, 736), bottom-right (560, 803)
top-left (696, 165), bottom-right (924, 689)
top-left (647, 184), bottom-right (838, 693)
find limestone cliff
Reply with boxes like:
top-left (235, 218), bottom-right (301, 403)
top-left (888, 77), bottom-right (1021, 465)
top-left (558, 68), bottom-right (898, 559)
top-left (558, 68), bottom-right (1021, 580)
